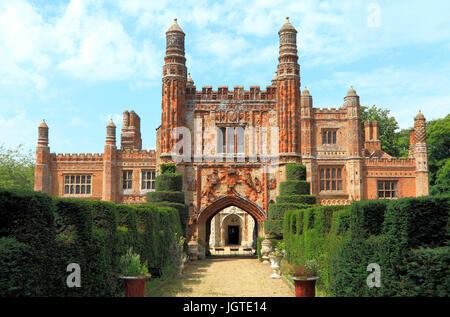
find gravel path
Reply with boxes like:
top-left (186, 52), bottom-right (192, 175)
top-left (153, 257), bottom-right (294, 297)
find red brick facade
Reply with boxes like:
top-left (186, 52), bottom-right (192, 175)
top-left (35, 18), bottom-right (429, 239)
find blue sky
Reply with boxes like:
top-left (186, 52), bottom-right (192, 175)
top-left (0, 0), bottom-right (449, 155)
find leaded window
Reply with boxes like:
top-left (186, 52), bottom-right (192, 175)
top-left (320, 167), bottom-right (343, 191)
top-left (64, 175), bottom-right (91, 195)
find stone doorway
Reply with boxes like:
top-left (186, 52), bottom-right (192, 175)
top-left (195, 195), bottom-right (267, 253)
top-left (228, 225), bottom-right (239, 245)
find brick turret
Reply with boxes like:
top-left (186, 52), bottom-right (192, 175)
top-left (103, 118), bottom-right (117, 201)
top-left (277, 17), bottom-right (301, 156)
top-left (35, 120), bottom-right (50, 193)
top-left (160, 18), bottom-right (187, 160)
top-left (413, 111), bottom-right (429, 196)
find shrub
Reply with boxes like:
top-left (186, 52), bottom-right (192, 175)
top-left (264, 220), bottom-right (283, 237)
top-left (160, 164), bottom-right (177, 174)
top-left (276, 195), bottom-right (316, 204)
top-left (268, 203), bottom-right (310, 220)
top-left (405, 247), bottom-right (450, 297)
top-left (0, 189), bottom-right (57, 296)
top-left (0, 237), bottom-right (40, 296)
top-left (155, 174), bottom-right (183, 192)
top-left (285, 163), bottom-right (306, 181)
top-left (279, 180), bottom-right (310, 196)
top-left (349, 200), bottom-right (388, 239)
top-left (146, 191), bottom-right (185, 204)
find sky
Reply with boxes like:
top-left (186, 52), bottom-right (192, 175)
top-left (0, 0), bottom-right (449, 155)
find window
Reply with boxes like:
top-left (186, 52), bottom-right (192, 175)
top-left (64, 175), bottom-right (91, 195)
top-left (217, 127), bottom-right (245, 155)
top-left (123, 171), bottom-right (133, 189)
top-left (377, 181), bottom-right (397, 199)
top-left (322, 130), bottom-right (337, 144)
top-left (141, 170), bottom-right (156, 190)
top-left (320, 167), bottom-right (342, 191)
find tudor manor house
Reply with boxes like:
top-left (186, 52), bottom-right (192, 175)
top-left (35, 18), bottom-right (429, 245)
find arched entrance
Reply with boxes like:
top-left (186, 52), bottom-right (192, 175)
top-left (196, 195), bottom-right (266, 250)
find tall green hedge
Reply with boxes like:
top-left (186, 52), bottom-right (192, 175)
top-left (283, 205), bottom-right (349, 293)
top-left (283, 195), bottom-right (450, 297)
top-left (0, 190), bottom-right (183, 297)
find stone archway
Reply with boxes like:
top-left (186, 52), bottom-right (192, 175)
top-left (195, 195), bottom-right (266, 248)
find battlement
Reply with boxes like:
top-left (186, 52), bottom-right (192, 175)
top-left (364, 157), bottom-right (416, 167)
top-left (51, 153), bottom-right (104, 161)
top-left (313, 107), bottom-right (346, 114)
top-left (118, 148), bottom-right (156, 158)
top-left (188, 84), bottom-right (277, 102)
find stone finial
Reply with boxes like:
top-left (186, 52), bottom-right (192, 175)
top-left (415, 110), bottom-right (425, 121)
top-left (279, 16), bottom-right (297, 33)
top-left (167, 18), bottom-right (185, 34)
top-left (187, 72), bottom-right (194, 86)
top-left (39, 119), bottom-right (48, 128)
top-left (347, 86), bottom-right (358, 97)
top-left (107, 118), bottom-right (116, 128)
top-left (302, 86), bottom-right (310, 96)
top-left (38, 119), bottom-right (49, 146)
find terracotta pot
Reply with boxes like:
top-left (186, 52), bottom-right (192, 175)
top-left (291, 276), bottom-right (320, 297)
top-left (121, 276), bottom-right (147, 297)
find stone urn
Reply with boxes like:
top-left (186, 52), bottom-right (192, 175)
top-left (269, 254), bottom-right (283, 279)
top-left (188, 238), bottom-right (199, 261)
top-left (177, 253), bottom-right (188, 278)
top-left (260, 238), bottom-right (272, 265)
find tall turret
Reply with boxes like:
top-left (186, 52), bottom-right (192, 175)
top-left (276, 17), bottom-right (301, 156)
top-left (161, 18), bottom-right (187, 159)
top-left (413, 111), bottom-right (429, 196)
top-left (35, 120), bottom-right (50, 193)
top-left (103, 118), bottom-right (117, 202)
top-left (344, 87), bottom-right (363, 201)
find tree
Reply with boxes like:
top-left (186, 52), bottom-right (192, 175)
top-left (360, 105), bottom-right (400, 157)
top-left (394, 128), bottom-right (410, 158)
top-left (0, 145), bottom-right (35, 191)
top-left (426, 115), bottom-right (450, 191)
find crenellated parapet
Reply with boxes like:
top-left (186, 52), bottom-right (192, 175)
top-left (190, 85), bottom-right (277, 103)
top-left (51, 153), bottom-right (104, 162)
top-left (364, 157), bottom-right (416, 167)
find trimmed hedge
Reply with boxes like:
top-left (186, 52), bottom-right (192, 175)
top-left (268, 203), bottom-right (311, 220)
top-left (264, 220), bottom-right (283, 237)
top-left (280, 195), bottom-right (450, 297)
top-left (155, 174), bottom-right (183, 192)
top-left (0, 190), bottom-right (183, 297)
top-left (405, 247), bottom-right (450, 297)
top-left (279, 180), bottom-right (310, 196)
top-left (0, 237), bottom-right (40, 296)
top-left (276, 195), bottom-right (316, 205)
top-left (286, 163), bottom-right (306, 181)
top-left (160, 163), bottom-right (177, 174)
top-left (147, 171), bottom-right (187, 235)
top-left (146, 191), bottom-right (185, 204)
top-left (0, 189), bottom-right (56, 296)
top-left (283, 205), bottom-right (350, 293)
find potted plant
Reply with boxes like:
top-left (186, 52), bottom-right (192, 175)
top-left (119, 247), bottom-right (151, 297)
top-left (269, 241), bottom-right (285, 279)
top-left (288, 259), bottom-right (320, 297)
